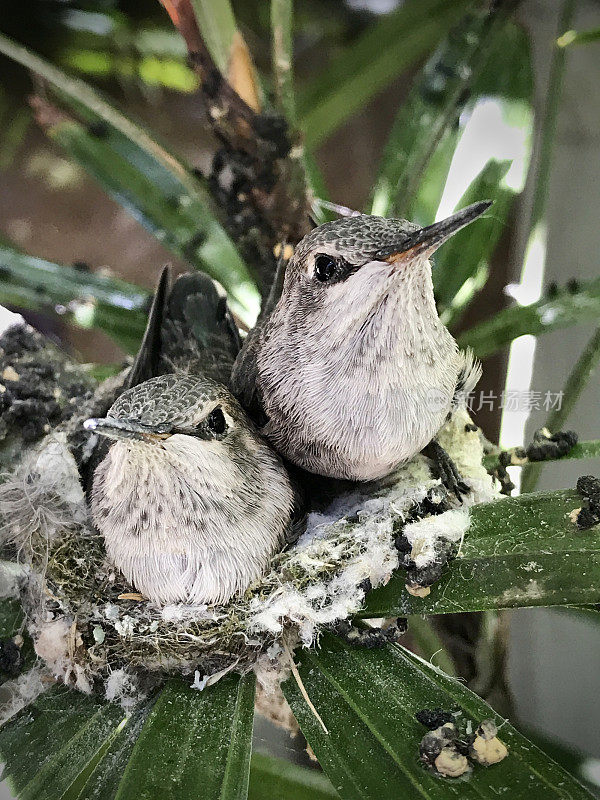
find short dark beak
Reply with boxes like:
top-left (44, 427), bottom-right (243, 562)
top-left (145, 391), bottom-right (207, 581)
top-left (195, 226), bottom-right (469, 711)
top-left (375, 200), bottom-right (492, 263)
top-left (83, 417), bottom-right (171, 442)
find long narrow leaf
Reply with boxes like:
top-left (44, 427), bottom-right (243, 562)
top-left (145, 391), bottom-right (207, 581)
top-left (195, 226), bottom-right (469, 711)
top-left (524, 728), bottom-right (600, 797)
top-left (271, 0), bottom-right (295, 123)
top-left (74, 703), bottom-right (153, 800)
top-left (361, 489), bottom-right (600, 617)
top-left (0, 33), bottom-right (259, 324)
top-left (458, 278), bottom-right (600, 358)
top-left (401, 20), bottom-right (533, 229)
top-left (189, 0), bottom-right (236, 74)
top-left (0, 686), bottom-right (125, 800)
top-left (434, 159), bottom-right (512, 318)
top-left (370, 4), bottom-right (514, 218)
top-left (0, 596), bottom-right (36, 677)
top-left (0, 244), bottom-right (149, 354)
top-left (249, 752), bottom-right (338, 800)
top-left (484, 440), bottom-right (600, 471)
top-left (283, 634), bottom-right (593, 800)
top-left (298, 0), bottom-right (470, 149)
top-left (114, 674), bottom-right (255, 800)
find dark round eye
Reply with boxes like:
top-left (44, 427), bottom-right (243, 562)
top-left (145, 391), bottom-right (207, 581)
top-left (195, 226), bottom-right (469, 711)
top-left (314, 254), bottom-right (337, 282)
top-left (206, 407), bottom-right (227, 435)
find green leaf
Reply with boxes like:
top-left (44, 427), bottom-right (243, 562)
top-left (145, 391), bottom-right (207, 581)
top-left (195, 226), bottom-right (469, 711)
top-left (114, 674), bottom-right (255, 800)
top-left (520, 326), bottom-right (600, 493)
top-left (458, 278), bottom-right (600, 359)
top-left (484, 440), bottom-right (600, 471)
top-left (249, 752), bottom-right (338, 800)
top-left (282, 633), bottom-right (593, 800)
top-left (369, 4), bottom-right (513, 218)
top-left (189, 0), bottom-right (237, 75)
top-left (523, 729), bottom-right (600, 797)
top-left (271, 0), bottom-right (295, 123)
top-left (298, 0), bottom-right (470, 150)
top-left (470, 20), bottom-right (533, 103)
top-left (361, 489), bottom-right (600, 617)
top-left (557, 27), bottom-right (600, 47)
top-left (0, 33), bottom-right (259, 324)
top-left (0, 686), bottom-right (125, 800)
top-left (74, 703), bottom-right (152, 800)
top-left (406, 131), bottom-right (459, 227)
top-left (407, 617), bottom-right (456, 677)
top-left (0, 597), bottom-right (26, 640)
top-left (399, 20), bottom-right (533, 229)
top-left (0, 244), bottom-right (149, 354)
top-left (434, 159), bottom-right (512, 318)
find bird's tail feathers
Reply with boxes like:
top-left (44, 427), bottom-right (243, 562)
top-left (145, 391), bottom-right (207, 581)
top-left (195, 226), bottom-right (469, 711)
top-left (127, 267), bottom-right (242, 390)
top-left (126, 265), bottom-right (171, 390)
top-left (452, 348), bottom-right (482, 409)
top-left (161, 272), bottom-right (242, 384)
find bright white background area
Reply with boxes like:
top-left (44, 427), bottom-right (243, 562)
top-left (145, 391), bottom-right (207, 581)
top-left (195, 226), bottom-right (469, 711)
top-left (507, 0), bottom-right (600, 756)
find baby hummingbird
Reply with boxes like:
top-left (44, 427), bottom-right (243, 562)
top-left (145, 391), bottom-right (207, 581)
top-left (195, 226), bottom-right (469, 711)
top-left (232, 202), bottom-right (490, 489)
top-left (84, 269), bottom-right (296, 606)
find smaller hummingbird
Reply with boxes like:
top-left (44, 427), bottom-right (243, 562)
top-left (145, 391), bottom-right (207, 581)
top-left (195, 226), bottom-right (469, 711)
top-left (84, 269), bottom-right (297, 606)
top-left (231, 202), bottom-right (490, 492)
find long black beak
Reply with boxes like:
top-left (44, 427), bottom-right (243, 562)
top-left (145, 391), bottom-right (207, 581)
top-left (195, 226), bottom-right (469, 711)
top-left (83, 417), bottom-right (171, 442)
top-left (375, 200), bottom-right (492, 262)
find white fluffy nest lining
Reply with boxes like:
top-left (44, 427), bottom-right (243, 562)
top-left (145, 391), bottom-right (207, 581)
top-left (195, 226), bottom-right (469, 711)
top-left (0, 408), bottom-right (497, 705)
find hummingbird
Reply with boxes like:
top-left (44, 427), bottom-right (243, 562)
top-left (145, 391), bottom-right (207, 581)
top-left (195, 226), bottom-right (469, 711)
top-left (231, 202), bottom-right (490, 491)
top-left (84, 268), bottom-right (297, 606)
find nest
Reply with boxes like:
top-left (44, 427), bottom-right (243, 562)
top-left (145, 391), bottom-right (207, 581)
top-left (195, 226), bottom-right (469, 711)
top-left (0, 408), bottom-right (497, 706)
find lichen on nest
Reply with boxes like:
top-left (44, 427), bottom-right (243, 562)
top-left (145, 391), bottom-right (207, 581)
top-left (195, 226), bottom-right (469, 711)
top-left (0, 407), bottom-right (497, 705)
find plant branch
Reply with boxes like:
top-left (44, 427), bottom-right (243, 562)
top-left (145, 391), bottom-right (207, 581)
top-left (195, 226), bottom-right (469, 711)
top-left (271, 0), bottom-right (295, 123)
top-left (520, 327), bottom-right (600, 492)
top-left (160, 0), bottom-right (311, 299)
top-left (483, 439), bottom-right (600, 472)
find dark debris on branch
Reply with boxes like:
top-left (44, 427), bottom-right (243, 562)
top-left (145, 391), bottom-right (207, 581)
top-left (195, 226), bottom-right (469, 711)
top-left (168, 2), bottom-right (313, 298)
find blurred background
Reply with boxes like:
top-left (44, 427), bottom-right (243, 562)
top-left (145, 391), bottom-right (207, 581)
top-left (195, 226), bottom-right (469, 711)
top-left (0, 0), bottom-right (599, 793)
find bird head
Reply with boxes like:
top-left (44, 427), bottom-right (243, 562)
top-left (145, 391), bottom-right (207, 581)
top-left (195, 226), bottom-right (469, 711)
top-left (277, 201), bottom-right (491, 338)
top-left (84, 373), bottom-right (256, 467)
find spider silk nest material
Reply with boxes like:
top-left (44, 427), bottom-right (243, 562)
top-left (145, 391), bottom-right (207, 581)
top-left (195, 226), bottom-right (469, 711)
top-left (0, 408), bottom-right (497, 707)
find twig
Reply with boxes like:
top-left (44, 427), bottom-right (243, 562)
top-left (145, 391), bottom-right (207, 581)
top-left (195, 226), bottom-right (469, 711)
top-left (160, 0), bottom-right (312, 298)
top-left (271, 0), bottom-right (295, 123)
top-left (521, 327), bottom-right (600, 493)
top-left (408, 617), bottom-right (456, 677)
top-left (283, 640), bottom-right (329, 735)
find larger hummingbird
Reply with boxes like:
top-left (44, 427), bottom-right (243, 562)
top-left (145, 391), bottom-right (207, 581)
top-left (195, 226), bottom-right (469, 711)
top-left (231, 202), bottom-right (490, 491)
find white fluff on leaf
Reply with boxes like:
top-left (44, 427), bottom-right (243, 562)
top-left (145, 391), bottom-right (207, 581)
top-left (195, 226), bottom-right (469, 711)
top-left (104, 668), bottom-right (141, 711)
top-left (404, 509), bottom-right (470, 569)
top-left (0, 667), bottom-right (48, 727)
